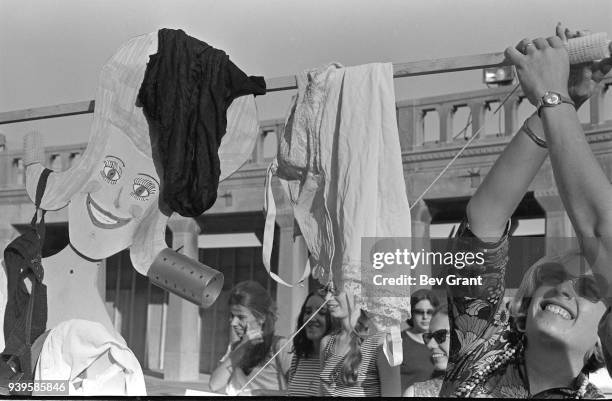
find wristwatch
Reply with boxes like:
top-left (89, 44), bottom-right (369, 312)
top-left (536, 91), bottom-right (575, 116)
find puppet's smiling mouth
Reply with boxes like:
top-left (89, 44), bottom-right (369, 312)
top-left (86, 194), bottom-right (131, 229)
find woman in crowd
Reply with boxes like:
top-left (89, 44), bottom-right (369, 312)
top-left (287, 291), bottom-right (334, 396)
top-left (319, 287), bottom-right (401, 397)
top-left (400, 289), bottom-right (440, 391)
top-left (403, 306), bottom-right (449, 397)
top-left (209, 281), bottom-right (291, 396)
top-left (440, 24), bottom-right (612, 398)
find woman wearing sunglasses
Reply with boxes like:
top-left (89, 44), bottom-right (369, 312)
top-left (400, 289), bottom-right (440, 391)
top-left (287, 291), bottom-right (334, 396)
top-left (404, 307), bottom-right (449, 397)
top-left (440, 24), bottom-right (612, 398)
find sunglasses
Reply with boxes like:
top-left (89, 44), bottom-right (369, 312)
top-left (413, 309), bottom-right (435, 316)
top-left (423, 329), bottom-right (448, 344)
top-left (535, 262), bottom-right (608, 304)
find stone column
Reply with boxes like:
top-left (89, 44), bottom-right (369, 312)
top-left (0, 133), bottom-right (6, 187)
top-left (410, 200), bottom-right (432, 291)
top-left (589, 86), bottom-right (605, 125)
top-left (469, 102), bottom-right (484, 138)
top-left (534, 190), bottom-right (577, 255)
top-left (438, 105), bottom-right (453, 144)
top-left (274, 209), bottom-right (308, 337)
top-left (163, 216), bottom-right (202, 381)
top-left (503, 96), bottom-right (519, 136)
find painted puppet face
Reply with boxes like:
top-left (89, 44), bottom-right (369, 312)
top-left (68, 125), bottom-right (160, 259)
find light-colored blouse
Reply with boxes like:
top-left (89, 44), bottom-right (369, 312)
top-left (224, 336), bottom-right (292, 396)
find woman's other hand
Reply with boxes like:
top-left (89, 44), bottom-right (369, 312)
top-left (560, 24), bottom-right (612, 107)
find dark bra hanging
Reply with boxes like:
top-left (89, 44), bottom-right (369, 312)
top-left (0, 168), bottom-right (51, 395)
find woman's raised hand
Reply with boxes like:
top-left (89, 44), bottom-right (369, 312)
top-left (505, 33), bottom-right (570, 106)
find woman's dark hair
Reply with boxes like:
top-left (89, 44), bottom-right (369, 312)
top-left (293, 292), bottom-right (333, 359)
top-left (407, 289), bottom-right (440, 326)
top-left (228, 281), bottom-right (277, 374)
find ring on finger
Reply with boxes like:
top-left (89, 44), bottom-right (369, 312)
top-left (523, 43), bottom-right (534, 53)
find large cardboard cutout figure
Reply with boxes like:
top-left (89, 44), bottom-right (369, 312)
top-left (21, 32), bottom-right (260, 333)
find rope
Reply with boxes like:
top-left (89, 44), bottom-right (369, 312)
top-left (409, 83), bottom-right (520, 210)
top-left (452, 111), bottom-right (472, 140)
top-left (237, 297), bottom-right (330, 394)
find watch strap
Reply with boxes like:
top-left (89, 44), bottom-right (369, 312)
top-left (537, 92), bottom-right (575, 117)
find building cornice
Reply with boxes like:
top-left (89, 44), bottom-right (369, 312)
top-left (403, 125), bottom-right (612, 163)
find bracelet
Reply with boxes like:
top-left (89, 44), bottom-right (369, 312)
top-left (522, 123), bottom-right (547, 148)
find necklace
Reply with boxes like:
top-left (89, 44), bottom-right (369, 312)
top-left (454, 342), bottom-right (521, 397)
top-left (454, 341), bottom-right (589, 399)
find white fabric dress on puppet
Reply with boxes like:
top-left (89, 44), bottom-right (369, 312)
top-left (33, 319), bottom-right (146, 396)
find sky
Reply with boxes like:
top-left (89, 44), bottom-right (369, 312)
top-left (1, 0), bottom-right (611, 149)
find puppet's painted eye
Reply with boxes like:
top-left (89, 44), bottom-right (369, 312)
top-left (103, 167), bottom-right (120, 181)
top-left (130, 177), bottom-right (157, 201)
top-left (100, 160), bottom-right (121, 184)
top-left (133, 184), bottom-right (149, 198)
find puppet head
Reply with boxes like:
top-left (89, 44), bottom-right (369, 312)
top-left (24, 31), bottom-right (259, 292)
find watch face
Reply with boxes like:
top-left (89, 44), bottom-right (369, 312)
top-left (543, 92), bottom-right (561, 105)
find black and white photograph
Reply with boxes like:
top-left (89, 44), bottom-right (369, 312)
top-left (1, 0), bottom-right (612, 397)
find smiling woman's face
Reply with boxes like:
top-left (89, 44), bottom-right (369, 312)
top-left (68, 126), bottom-right (160, 259)
top-left (525, 260), bottom-right (608, 356)
top-left (303, 294), bottom-right (329, 342)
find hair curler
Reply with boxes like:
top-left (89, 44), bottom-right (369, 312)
top-left (566, 32), bottom-right (611, 64)
top-left (148, 248), bottom-right (224, 308)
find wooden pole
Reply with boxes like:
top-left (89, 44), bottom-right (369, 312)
top-left (0, 52), bottom-right (507, 125)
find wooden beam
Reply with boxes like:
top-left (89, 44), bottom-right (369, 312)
top-left (0, 100), bottom-right (95, 125)
top-left (392, 52), bottom-right (507, 79)
top-left (0, 52), bottom-right (509, 124)
top-left (266, 52), bottom-right (508, 92)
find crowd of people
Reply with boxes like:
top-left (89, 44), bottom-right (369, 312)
top-left (207, 24), bottom-right (612, 398)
